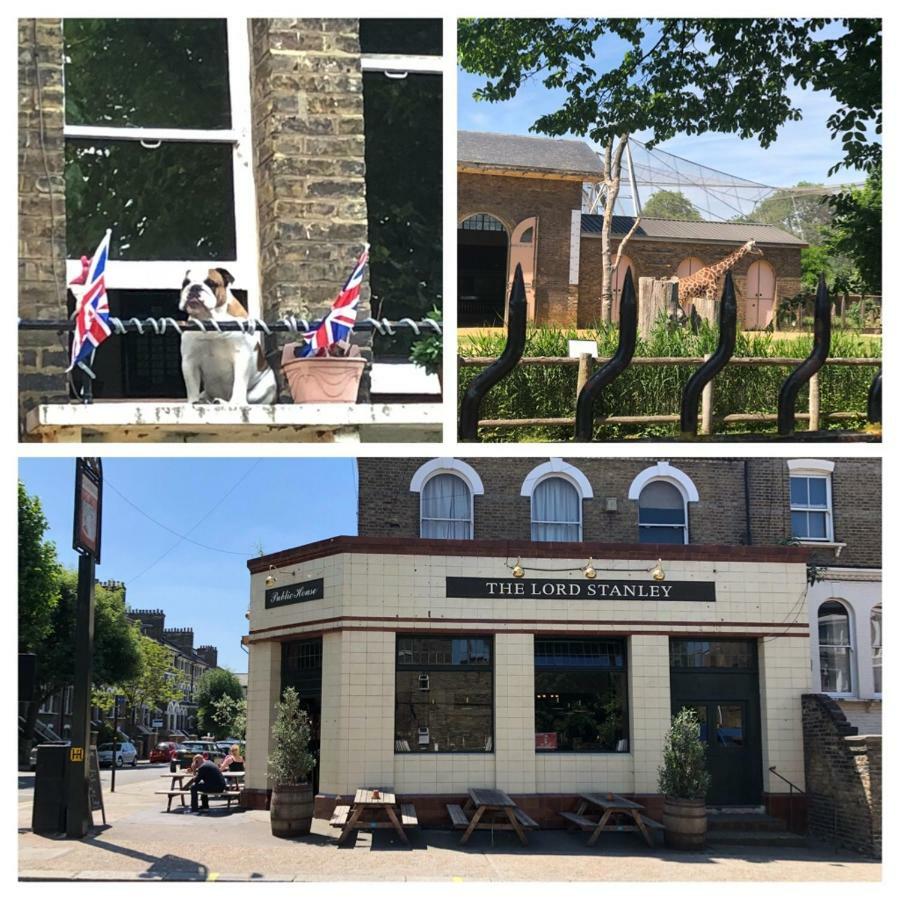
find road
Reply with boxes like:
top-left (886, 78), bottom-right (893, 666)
top-left (18, 762), bottom-right (170, 805)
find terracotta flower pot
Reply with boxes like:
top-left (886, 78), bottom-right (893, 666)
top-left (280, 343), bottom-right (365, 403)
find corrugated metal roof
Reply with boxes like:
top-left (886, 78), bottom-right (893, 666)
top-left (581, 214), bottom-right (806, 247)
top-left (458, 130), bottom-right (604, 177)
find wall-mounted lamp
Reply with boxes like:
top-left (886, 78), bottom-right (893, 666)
top-left (651, 559), bottom-right (666, 582)
top-left (512, 558), bottom-right (524, 578)
top-left (264, 565), bottom-right (277, 587)
top-left (583, 559), bottom-right (597, 579)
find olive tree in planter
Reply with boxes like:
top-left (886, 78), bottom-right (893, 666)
top-left (657, 707), bottom-right (711, 849)
top-left (268, 687), bottom-right (317, 838)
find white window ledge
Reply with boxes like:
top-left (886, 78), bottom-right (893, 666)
top-left (798, 540), bottom-right (848, 558)
top-left (24, 402), bottom-right (442, 444)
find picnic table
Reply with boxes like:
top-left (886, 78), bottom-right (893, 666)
top-left (559, 793), bottom-right (663, 847)
top-left (329, 788), bottom-right (418, 845)
top-left (155, 769), bottom-right (244, 812)
top-left (447, 788), bottom-right (540, 846)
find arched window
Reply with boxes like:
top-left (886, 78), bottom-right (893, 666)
top-left (532, 477), bottom-right (581, 541)
top-left (420, 474), bottom-right (472, 539)
top-left (638, 481), bottom-right (688, 544)
top-left (818, 600), bottom-right (853, 693)
top-left (871, 605), bottom-right (882, 694)
top-left (460, 213), bottom-right (505, 232)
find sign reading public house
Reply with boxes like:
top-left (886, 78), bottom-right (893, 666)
top-left (265, 578), bottom-right (324, 609)
top-left (446, 577), bottom-right (716, 602)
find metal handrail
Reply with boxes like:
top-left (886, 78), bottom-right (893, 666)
top-left (769, 765), bottom-right (804, 834)
top-left (768, 765), bottom-right (805, 795)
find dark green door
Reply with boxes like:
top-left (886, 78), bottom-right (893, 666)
top-left (669, 639), bottom-right (763, 806)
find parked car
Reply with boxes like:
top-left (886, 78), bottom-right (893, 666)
top-left (172, 740), bottom-right (225, 769)
top-left (149, 741), bottom-right (181, 764)
top-left (97, 741), bottom-right (138, 767)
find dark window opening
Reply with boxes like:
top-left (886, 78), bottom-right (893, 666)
top-left (359, 19), bottom-right (442, 55)
top-left (670, 639), bottom-right (756, 670)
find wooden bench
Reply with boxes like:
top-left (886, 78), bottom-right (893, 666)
top-left (156, 788), bottom-right (240, 813)
top-left (447, 803), bottom-right (470, 828)
top-left (559, 811), bottom-right (597, 831)
top-left (329, 804), bottom-right (351, 827)
top-left (400, 803), bottom-right (419, 827)
top-left (513, 808), bottom-right (540, 830)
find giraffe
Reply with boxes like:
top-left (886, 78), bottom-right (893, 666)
top-left (674, 240), bottom-right (764, 305)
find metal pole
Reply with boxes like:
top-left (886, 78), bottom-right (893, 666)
top-left (111, 699), bottom-right (118, 793)
top-left (65, 552), bottom-right (95, 837)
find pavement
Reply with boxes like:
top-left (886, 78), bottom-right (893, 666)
top-left (18, 772), bottom-right (881, 883)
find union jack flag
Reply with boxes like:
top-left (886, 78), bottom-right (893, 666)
top-left (67, 230), bottom-right (112, 372)
top-left (299, 244), bottom-right (369, 357)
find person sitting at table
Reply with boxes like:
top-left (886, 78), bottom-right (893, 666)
top-left (219, 744), bottom-right (244, 773)
top-left (187, 754), bottom-right (226, 812)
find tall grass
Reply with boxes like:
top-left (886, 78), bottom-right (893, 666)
top-left (458, 322), bottom-right (880, 442)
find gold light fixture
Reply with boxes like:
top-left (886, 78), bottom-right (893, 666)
top-left (264, 565), bottom-right (277, 587)
top-left (512, 558), bottom-right (525, 578)
top-left (583, 559), bottom-right (597, 579)
top-left (651, 559), bottom-right (666, 582)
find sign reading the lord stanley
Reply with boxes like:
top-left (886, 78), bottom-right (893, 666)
top-left (265, 578), bottom-right (324, 609)
top-left (446, 577), bottom-right (716, 603)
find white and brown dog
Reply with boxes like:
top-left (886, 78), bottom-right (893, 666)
top-left (178, 268), bottom-right (277, 404)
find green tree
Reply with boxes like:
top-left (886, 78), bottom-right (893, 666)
top-left (641, 190), bottom-right (701, 221)
top-left (458, 18), bottom-right (881, 320)
top-left (18, 482), bottom-right (61, 652)
top-left (825, 164), bottom-right (881, 294)
top-left (195, 668), bottom-right (243, 738)
top-left (211, 694), bottom-right (247, 741)
top-left (738, 183), bottom-right (833, 244)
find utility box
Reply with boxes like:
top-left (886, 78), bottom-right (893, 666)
top-left (32, 744), bottom-right (68, 834)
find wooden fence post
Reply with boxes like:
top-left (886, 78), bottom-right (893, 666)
top-left (700, 353), bottom-right (714, 435)
top-left (576, 353), bottom-right (592, 404)
top-left (638, 278), bottom-right (678, 339)
top-left (808, 372), bottom-right (820, 431)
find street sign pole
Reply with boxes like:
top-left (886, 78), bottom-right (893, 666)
top-left (65, 458), bottom-right (103, 839)
top-left (111, 698), bottom-right (118, 794)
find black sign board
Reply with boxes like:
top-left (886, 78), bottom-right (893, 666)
top-left (73, 458), bottom-right (103, 561)
top-left (88, 747), bottom-right (106, 823)
top-left (446, 577), bottom-right (716, 603)
top-left (265, 578), bottom-right (325, 609)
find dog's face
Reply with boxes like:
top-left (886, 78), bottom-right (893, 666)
top-left (179, 268), bottom-right (235, 318)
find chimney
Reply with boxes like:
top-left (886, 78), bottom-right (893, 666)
top-left (163, 627), bottom-right (194, 655)
top-left (127, 608), bottom-right (165, 642)
top-left (195, 645), bottom-right (218, 668)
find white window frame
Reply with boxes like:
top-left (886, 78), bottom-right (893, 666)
top-left (787, 459), bottom-right (835, 543)
top-left (521, 459), bottom-right (593, 543)
top-left (361, 54), bottom-right (442, 75)
top-left (63, 18), bottom-right (260, 313)
top-left (817, 598), bottom-right (855, 698)
top-left (410, 458), bottom-right (483, 540)
top-left (628, 462), bottom-right (698, 545)
top-left (871, 604), bottom-right (882, 699)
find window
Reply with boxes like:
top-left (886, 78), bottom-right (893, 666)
top-left (670, 639), bottom-right (756, 670)
top-left (534, 638), bottom-right (629, 753)
top-left (460, 214), bottom-right (505, 232)
top-left (360, 19), bottom-right (442, 356)
top-left (638, 481), bottom-right (687, 544)
top-left (787, 460), bottom-right (834, 542)
top-left (394, 635), bottom-right (493, 753)
top-left (420, 474), bottom-right (472, 539)
top-left (871, 606), bottom-right (882, 694)
top-left (531, 477), bottom-right (581, 541)
top-left (62, 18), bottom-right (257, 399)
top-left (818, 600), bottom-right (853, 693)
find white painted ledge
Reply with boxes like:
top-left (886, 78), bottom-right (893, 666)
top-left (23, 402), bottom-right (443, 444)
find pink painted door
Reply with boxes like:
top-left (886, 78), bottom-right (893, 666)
top-left (676, 256), bottom-right (705, 316)
top-left (508, 217), bottom-right (538, 321)
top-left (745, 260), bottom-right (776, 329)
top-left (611, 256), bottom-right (634, 324)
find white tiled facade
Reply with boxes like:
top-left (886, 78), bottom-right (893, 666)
top-left (245, 548), bottom-right (811, 802)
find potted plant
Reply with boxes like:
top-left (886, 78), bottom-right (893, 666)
top-left (408, 305), bottom-right (443, 390)
top-left (268, 687), bottom-right (317, 838)
top-left (657, 707), bottom-right (711, 849)
top-left (280, 340), bottom-right (366, 404)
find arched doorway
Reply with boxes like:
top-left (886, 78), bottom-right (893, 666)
top-left (611, 256), bottom-right (634, 323)
top-left (458, 213), bottom-right (509, 326)
top-left (744, 259), bottom-right (776, 330)
top-left (676, 256), bottom-right (705, 316)
top-left (508, 217), bottom-right (538, 322)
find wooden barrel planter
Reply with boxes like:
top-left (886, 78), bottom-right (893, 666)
top-left (270, 783), bottom-right (314, 838)
top-left (662, 797), bottom-right (707, 849)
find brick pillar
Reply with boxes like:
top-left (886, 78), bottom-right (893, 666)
top-left (249, 19), bottom-right (371, 398)
top-left (18, 18), bottom-right (69, 434)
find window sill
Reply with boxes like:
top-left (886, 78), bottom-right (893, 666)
top-left (24, 401), bottom-right (442, 443)
top-left (796, 540), bottom-right (847, 558)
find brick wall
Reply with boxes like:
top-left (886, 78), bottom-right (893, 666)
top-left (18, 18), bottom-right (69, 430)
top-left (357, 458), bottom-right (880, 567)
top-left (802, 693), bottom-right (881, 857)
top-left (579, 236), bottom-right (803, 328)
top-left (458, 172), bottom-right (582, 325)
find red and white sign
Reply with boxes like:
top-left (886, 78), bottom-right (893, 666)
top-left (535, 732), bottom-right (558, 750)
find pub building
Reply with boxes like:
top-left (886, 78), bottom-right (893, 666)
top-left (237, 456), bottom-right (882, 825)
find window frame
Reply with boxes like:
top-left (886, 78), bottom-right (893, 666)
top-left (410, 458), bottom-right (483, 540)
top-left (419, 472), bottom-right (473, 540)
top-left (871, 604), bottom-right (882, 698)
top-left (62, 18), bottom-right (260, 313)
top-left (787, 461), bottom-right (835, 543)
top-left (628, 462), bottom-right (698, 545)
top-left (817, 598), bottom-right (855, 697)
top-left (637, 480), bottom-right (689, 545)
top-left (530, 476), bottom-right (583, 542)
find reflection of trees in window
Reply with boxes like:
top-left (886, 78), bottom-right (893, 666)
top-left (64, 19), bottom-right (231, 129)
top-left (363, 72), bottom-right (442, 354)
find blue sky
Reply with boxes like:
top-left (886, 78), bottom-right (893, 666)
top-left (18, 458), bottom-right (358, 672)
top-left (457, 22), bottom-right (873, 189)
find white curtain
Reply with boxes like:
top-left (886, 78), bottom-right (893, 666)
top-left (532, 478), bottom-right (580, 541)
top-left (421, 474), bottom-right (471, 538)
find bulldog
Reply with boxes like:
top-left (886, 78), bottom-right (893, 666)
top-left (178, 268), bottom-right (277, 404)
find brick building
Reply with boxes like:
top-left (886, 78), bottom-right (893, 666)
top-left (19, 18), bottom-right (442, 441)
top-left (242, 456), bottom-right (879, 826)
top-left (458, 131), bottom-right (805, 328)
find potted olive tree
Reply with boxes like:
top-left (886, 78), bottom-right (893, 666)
top-left (657, 707), bottom-right (711, 849)
top-left (268, 687), bottom-right (317, 838)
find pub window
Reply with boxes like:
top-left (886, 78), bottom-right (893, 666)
top-left (638, 481), bottom-right (688, 544)
top-left (818, 600), bottom-right (853, 694)
top-left (394, 635), bottom-right (493, 753)
top-left (62, 18), bottom-right (257, 399)
top-left (534, 638), bottom-right (629, 753)
top-left (420, 473), bottom-right (472, 539)
top-left (531, 477), bottom-right (582, 541)
top-left (871, 605), bottom-right (882, 695)
top-left (790, 474), bottom-right (833, 542)
top-left (669, 639), bottom-right (756, 670)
